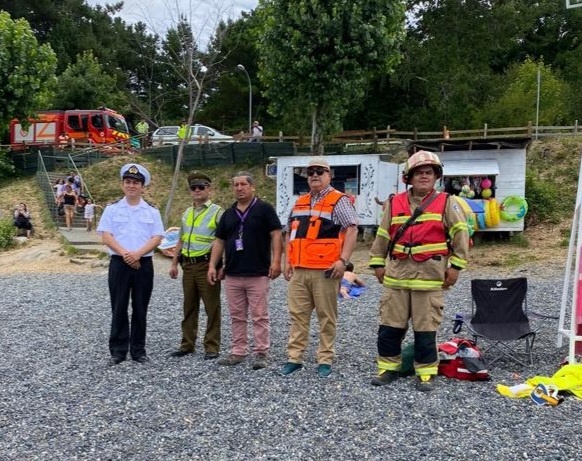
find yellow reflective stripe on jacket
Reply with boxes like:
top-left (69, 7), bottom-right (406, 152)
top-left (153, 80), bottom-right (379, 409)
top-left (378, 360), bottom-right (400, 372)
top-left (392, 242), bottom-right (449, 255)
top-left (376, 227), bottom-right (390, 239)
top-left (450, 255), bottom-right (467, 269)
top-left (369, 256), bottom-right (386, 267)
top-left (449, 221), bottom-right (469, 238)
top-left (383, 276), bottom-right (443, 290)
top-left (391, 212), bottom-right (442, 225)
top-left (414, 212), bottom-right (443, 223)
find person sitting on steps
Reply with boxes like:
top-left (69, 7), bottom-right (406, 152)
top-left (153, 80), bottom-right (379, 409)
top-left (13, 203), bottom-right (33, 238)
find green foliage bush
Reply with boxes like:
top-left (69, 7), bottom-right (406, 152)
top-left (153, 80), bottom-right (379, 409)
top-left (0, 218), bottom-right (15, 250)
top-left (525, 173), bottom-right (565, 226)
top-left (0, 150), bottom-right (16, 180)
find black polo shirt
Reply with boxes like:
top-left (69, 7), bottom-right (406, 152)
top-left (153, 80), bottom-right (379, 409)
top-left (215, 198), bottom-right (282, 276)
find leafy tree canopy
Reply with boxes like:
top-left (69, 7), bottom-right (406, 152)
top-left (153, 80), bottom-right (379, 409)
top-left (482, 58), bottom-right (570, 127)
top-left (255, 0), bottom-right (406, 152)
top-left (0, 11), bottom-right (57, 134)
top-left (51, 50), bottom-right (124, 110)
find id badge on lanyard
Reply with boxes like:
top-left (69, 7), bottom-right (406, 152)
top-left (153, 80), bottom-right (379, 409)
top-left (235, 197), bottom-right (257, 251)
top-left (235, 237), bottom-right (244, 251)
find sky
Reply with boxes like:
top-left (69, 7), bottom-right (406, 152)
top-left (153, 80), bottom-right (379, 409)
top-left (86, 0), bottom-right (258, 43)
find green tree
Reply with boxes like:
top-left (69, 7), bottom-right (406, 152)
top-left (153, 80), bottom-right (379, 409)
top-left (0, 11), bottom-right (57, 134)
top-left (255, 0), bottom-right (406, 153)
top-left (51, 51), bottom-right (123, 110)
top-left (482, 59), bottom-right (570, 127)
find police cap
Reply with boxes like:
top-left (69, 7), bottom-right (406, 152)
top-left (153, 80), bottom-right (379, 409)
top-left (187, 171), bottom-right (212, 186)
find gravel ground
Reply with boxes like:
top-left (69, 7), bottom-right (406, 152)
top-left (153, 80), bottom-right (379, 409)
top-left (0, 265), bottom-right (580, 461)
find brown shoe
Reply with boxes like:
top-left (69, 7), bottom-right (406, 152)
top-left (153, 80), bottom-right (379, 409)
top-left (252, 353), bottom-right (268, 370)
top-left (217, 354), bottom-right (246, 366)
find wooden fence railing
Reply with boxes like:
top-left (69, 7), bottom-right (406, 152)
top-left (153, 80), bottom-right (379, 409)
top-left (5, 122), bottom-right (582, 163)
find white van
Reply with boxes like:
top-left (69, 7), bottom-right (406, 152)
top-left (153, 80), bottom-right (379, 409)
top-left (151, 124), bottom-right (235, 145)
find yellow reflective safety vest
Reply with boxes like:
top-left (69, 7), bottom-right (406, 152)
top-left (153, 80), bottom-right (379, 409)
top-left (181, 203), bottom-right (221, 257)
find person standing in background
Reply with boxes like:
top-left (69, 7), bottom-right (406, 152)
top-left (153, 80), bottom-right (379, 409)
top-left (368, 151), bottom-right (469, 391)
top-left (136, 120), bottom-right (149, 149)
top-left (208, 171), bottom-right (282, 370)
top-left (169, 171), bottom-right (224, 361)
top-left (249, 121), bottom-right (263, 142)
top-left (281, 157), bottom-right (358, 378)
top-left (97, 163), bottom-right (165, 366)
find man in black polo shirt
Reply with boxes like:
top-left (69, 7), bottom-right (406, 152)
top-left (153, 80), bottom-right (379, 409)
top-left (208, 171), bottom-right (283, 370)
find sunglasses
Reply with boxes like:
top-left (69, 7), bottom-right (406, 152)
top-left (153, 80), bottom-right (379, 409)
top-left (306, 167), bottom-right (329, 176)
top-left (189, 184), bottom-right (208, 191)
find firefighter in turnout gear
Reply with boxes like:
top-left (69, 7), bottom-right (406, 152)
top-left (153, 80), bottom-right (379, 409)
top-left (369, 151), bottom-right (470, 391)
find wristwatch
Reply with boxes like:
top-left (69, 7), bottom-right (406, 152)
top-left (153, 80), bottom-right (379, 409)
top-left (339, 258), bottom-right (350, 267)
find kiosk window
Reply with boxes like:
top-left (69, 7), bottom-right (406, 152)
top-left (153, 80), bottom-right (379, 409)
top-left (332, 165), bottom-right (360, 195)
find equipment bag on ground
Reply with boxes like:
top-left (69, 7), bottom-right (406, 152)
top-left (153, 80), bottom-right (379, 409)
top-left (438, 338), bottom-right (490, 381)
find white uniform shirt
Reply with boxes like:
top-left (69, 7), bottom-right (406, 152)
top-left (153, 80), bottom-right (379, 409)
top-left (97, 197), bottom-right (165, 256)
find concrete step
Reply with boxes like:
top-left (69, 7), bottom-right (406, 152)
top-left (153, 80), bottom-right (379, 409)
top-left (57, 228), bottom-right (106, 253)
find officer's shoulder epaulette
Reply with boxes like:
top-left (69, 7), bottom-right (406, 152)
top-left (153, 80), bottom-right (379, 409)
top-left (143, 199), bottom-right (158, 209)
top-left (107, 198), bottom-right (122, 206)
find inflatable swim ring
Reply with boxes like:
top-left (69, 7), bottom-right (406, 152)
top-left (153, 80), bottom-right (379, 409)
top-left (500, 196), bottom-right (528, 222)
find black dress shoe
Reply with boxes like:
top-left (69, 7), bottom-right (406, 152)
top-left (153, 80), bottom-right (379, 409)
top-left (133, 355), bottom-right (149, 364)
top-left (170, 349), bottom-right (193, 358)
top-left (108, 356), bottom-right (125, 366)
top-left (204, 352), bottom-right (220, 360)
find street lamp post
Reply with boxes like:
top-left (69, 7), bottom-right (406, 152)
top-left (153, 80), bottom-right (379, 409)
top-left (536, 65), bottom-right (542, 141)
top-left (237, 64), bottom-right (252, 138)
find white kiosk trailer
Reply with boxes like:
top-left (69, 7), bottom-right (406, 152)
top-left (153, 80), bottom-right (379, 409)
top-left (272, 137), bottom-right (530, 232)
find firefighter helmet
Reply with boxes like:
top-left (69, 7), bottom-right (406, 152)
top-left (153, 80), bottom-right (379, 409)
top-left (402, 150), bottom-right (443, 184)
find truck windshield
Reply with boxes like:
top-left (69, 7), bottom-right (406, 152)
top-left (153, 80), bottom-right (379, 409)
top-left (106, 115), bottom-right (129, 133)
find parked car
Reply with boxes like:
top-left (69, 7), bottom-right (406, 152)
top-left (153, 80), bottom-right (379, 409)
top-left (151, 124), bottom-right (235, 145)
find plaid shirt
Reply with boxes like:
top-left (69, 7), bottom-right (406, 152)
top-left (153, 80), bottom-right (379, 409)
top-left (308, 186), bottom-right (358, 229)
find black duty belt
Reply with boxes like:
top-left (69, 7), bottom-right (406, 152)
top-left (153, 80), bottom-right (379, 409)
top-left (181, 253), bottom-right (210, 264)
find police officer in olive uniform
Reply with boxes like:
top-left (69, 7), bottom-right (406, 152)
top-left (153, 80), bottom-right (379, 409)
top-left (97, 164), bottom-right (165, 365)
top-left (169, 171), bottom-right (224, 360)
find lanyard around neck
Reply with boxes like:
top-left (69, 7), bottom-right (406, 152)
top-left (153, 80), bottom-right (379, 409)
top-left (235, 197), bottom-right (257, 235)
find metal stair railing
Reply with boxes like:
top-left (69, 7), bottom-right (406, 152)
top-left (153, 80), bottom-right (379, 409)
top-left (37, 151), bottom-right (88, 228)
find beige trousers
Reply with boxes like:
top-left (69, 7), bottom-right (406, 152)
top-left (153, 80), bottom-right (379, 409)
top-left (287, 268), bottom-right (340, 365)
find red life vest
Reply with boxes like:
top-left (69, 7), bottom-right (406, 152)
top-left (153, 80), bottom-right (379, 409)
top-left (287, 189), bottom-right (345, 269)
top-left (389, 191), bottom-right (450, 262)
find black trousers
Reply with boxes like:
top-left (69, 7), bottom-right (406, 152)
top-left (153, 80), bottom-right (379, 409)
top-left (108, 255), bottom-right (154, 359)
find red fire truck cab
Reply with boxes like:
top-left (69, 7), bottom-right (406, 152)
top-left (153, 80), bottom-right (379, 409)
top-left (10, 107), bottom-right (130, 150)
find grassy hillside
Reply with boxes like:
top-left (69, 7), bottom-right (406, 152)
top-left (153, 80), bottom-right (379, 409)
top-left (79, 156), bottom-right (277, 227)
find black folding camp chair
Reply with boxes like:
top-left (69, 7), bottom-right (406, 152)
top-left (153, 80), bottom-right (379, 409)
top-left (466, 277), bottom-right (536, 366)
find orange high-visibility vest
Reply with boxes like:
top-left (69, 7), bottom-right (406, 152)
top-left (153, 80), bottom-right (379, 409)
top-left (287, 189), bottom-right (345, 269)
top-left (389, 191), bottom-right (450, 262)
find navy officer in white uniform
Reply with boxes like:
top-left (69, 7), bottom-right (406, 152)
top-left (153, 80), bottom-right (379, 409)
top-left (97, 163), bottom-right (165, 365)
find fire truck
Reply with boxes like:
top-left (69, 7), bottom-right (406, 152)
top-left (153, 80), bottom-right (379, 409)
top-left (9, 107), bottom-right (131, 150)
